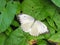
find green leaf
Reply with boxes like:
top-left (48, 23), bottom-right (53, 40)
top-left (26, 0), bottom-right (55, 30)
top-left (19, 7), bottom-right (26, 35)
top-left (0, 34), bottom-right (6, 45)
top-left (43, 21), bottom-right (55, 39)
top-left (51, 0), bottom-right (60, 7)
top-left (53, 11), bottom-right (60, 29)
top-left (5, 27), bottom-right (28, 45)
top-left (49, 32), bottom-right (60, 43)
top-left (46, 17), bottom-right (56, 29)
top-left (37, 40), bottom-right (47, 45)
top-left (0, 1), bottom-right (20, 33)
top-left (48, 26), bottom-right (55, 36)
top-left (5, 27), bottom-right (13, 36)
top-left (22, 0), bottom-right (56, 20)
top-left (0, 0), bottom-right (6, 11)
top-left (11, 20), bottom-right (19, 27)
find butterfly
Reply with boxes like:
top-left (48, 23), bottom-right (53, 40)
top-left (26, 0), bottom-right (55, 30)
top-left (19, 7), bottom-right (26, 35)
top-left (18, 14), bottom-right (49, 36)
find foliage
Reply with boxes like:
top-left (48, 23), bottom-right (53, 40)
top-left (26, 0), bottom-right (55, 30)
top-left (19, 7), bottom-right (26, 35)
top-left (51, 0), bottom-right (60, 7)
top-left (0, 0), bottom-right (60, 45)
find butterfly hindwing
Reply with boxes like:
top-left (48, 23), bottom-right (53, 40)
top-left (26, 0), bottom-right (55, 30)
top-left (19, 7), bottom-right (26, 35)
top-left (35, 21), bottom-right (49, 34)
top-left (29, 20), bottom-right (49, 36)
top-left (29, 21), bottom-right (40, 36)
top-left (21, 22), bottom-right (34, 32)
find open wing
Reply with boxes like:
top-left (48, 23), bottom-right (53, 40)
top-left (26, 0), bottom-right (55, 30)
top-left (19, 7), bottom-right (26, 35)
top-left (29, 20), bottom-right (49, 36)
top-left (21, 22), bottom-right (34, 32)
top-left (18, 14), bottom-right (49, 36)
top-left (36, 21), bottom-right (49, 34)
top-left (18, 14), bottom-right (34, 32)
top-left (18, 14), bottom-right (34, 24)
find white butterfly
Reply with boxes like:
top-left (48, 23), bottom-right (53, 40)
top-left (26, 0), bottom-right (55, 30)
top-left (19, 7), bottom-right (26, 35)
top-left (18, 14), bottom-right (49, 36)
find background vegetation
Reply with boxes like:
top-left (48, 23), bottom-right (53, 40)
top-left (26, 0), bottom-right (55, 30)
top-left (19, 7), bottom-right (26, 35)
top-left (0, 0), bottom-right (60, 45)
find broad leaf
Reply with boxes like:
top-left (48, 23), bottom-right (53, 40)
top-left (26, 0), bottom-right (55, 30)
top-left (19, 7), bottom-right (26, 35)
top-left (49, 32), bottom-right (60, 43)
top-left (0, 34), bottom-right (6, 45)
top-left (0, 0), bottom-right (6, 11)
top-left (51, 0), bottom-right (60, 7)
top-left (0, 1), bottom-right (20, 33)
top-left (53, 11), bottom-right (60, 29)
top-left (5, 27), bottom-right (28, 45)
top-left (22, 0), bottom-right (56, 20)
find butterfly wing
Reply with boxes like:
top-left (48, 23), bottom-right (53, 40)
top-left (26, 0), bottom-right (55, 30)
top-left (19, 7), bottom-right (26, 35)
top-left (29, 21), bottom-right (40, 36)
top-left (29, 20), bottom-right (49, 36)
top-left (18, 14), bottom-right (35, 32)
top-left (21, 22), bottom-right (34, 32)
top-left (18, 14), bottom-right (49, 36)
top-left (18, 14), bottom-right (34, 24)
top-left (36, 21), bottom-right (49, 34)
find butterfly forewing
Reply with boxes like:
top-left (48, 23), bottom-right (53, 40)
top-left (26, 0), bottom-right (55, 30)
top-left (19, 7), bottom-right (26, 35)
top-left (29, 21), bottom-right (40, 36)
top-left (18, 14), bottom-right (34, 24)
top-left (18, 14), bottom-right (35, 32)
